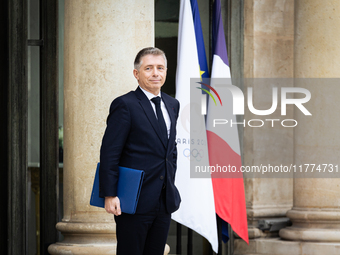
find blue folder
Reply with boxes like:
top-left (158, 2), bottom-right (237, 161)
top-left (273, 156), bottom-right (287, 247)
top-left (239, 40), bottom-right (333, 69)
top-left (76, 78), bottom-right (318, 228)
top-left (90, 162), bottom-right (145, 214)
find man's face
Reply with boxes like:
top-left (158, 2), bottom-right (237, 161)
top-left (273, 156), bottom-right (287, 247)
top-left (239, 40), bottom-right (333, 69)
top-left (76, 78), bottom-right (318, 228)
top-left (133, 54), bottom-right (167, 95)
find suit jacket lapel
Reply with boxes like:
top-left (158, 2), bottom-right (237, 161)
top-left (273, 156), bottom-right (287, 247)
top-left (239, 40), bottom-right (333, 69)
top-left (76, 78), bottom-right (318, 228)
top-left (161, 92), bottom-right (176, 151)
top-left (135, 87), bottom-right (167, 148)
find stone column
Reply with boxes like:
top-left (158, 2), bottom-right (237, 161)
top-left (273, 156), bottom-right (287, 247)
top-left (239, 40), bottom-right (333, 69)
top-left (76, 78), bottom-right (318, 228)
top-left (243, 0), bottom-right (294, 240)
top-left (48, 1), bottom-right (154, 254)
top-left (279, 0), bottom-right (340, 247)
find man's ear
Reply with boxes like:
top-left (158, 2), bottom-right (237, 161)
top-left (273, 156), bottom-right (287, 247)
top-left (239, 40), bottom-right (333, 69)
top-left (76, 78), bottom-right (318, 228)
top-left (133, 69), bottom-right (139, 80)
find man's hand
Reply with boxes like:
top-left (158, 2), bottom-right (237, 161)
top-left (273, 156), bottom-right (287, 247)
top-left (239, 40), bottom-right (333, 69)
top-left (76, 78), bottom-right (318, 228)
top-left (105, 196), bottom-right (121, 216)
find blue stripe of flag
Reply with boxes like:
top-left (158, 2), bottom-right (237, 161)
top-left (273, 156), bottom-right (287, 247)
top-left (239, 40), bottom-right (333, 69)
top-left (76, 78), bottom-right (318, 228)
top-left (190, 0), bottom-right (209, 78)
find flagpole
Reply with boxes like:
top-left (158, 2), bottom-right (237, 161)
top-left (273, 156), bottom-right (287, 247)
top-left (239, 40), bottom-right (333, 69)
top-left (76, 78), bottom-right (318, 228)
top-left (176, 223), bottom-right (182, 254)
top-left (187, 229), bottom-right (193, 255)
top-left (228, 224), bottom-right (234, 255)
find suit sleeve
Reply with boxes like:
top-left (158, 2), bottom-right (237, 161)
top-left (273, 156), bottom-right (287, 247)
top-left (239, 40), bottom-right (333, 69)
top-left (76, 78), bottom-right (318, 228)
top-left (99, 97), bottom-right (131, 197)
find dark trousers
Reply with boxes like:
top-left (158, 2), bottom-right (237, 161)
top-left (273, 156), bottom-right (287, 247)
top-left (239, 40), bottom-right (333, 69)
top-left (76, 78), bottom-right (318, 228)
top-left (115, 188), bottom-right (171, 255)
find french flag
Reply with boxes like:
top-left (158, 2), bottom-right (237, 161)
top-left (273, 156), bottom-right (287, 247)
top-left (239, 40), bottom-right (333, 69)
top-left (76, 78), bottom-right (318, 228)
top-left (206, 0), bottom-right (249, 244)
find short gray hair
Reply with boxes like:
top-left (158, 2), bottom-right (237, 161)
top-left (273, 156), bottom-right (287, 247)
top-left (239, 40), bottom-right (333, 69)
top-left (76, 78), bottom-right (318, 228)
top-left (134, 47), bottom-right (167, 70)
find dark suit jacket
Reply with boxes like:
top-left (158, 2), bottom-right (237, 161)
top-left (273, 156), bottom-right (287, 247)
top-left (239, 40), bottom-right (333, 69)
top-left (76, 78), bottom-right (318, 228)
top-left (99, 87), bottom-right (181, 214)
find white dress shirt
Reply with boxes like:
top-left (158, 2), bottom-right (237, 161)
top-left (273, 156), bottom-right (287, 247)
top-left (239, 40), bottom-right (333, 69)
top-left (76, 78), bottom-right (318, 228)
top-left (139, 86), bottom-right (171, 138)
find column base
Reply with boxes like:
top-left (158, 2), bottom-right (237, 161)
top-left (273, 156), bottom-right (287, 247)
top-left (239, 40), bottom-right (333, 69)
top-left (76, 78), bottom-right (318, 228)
top-left (279, 209), bottom-right (340, 242)
top-left (234, 238), bottom-right (340, 255)
top-left (48, 221), bottom-right (117, 254)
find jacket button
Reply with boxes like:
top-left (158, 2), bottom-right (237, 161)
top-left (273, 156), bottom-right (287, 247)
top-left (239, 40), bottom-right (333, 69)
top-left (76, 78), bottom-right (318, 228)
top-left (160, 176), bottom-right (164, 180)
top-left (166, 158), bottom-right (168, 161)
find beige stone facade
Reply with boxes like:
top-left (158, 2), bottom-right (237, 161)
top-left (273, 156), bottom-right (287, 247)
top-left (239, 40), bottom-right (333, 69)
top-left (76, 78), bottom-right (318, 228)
top-left (236, 0), bottom-right (340, 254)
top-left (46, 0), bottom-right (340, 254)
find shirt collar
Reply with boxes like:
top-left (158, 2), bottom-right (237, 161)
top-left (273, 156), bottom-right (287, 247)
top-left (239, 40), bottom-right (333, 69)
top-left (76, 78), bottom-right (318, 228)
top-left (139, 86), bottom-right (161, 101)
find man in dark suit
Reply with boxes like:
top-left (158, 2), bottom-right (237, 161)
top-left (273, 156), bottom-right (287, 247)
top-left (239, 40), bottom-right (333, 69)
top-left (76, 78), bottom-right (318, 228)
top-left (99, 47), bottom-right (181, 255)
